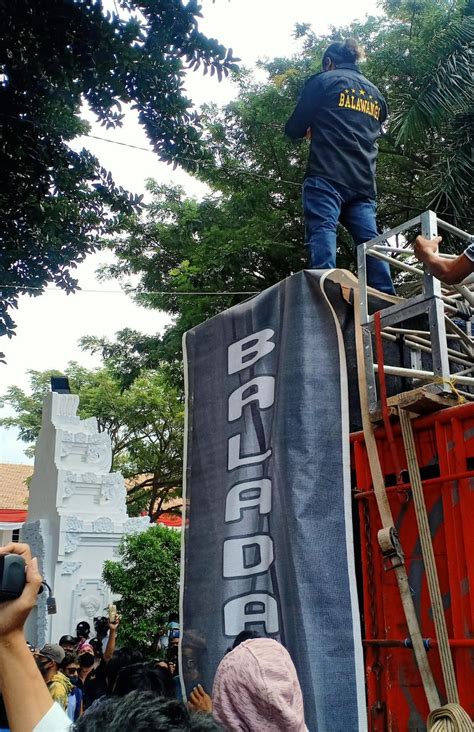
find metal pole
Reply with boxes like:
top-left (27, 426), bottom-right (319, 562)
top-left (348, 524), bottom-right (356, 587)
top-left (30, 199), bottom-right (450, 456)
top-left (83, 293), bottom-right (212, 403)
top-left (437, 217), bottom-right (474, 243)
top-left (367, 249), bottom-right (424, 277)
top-left (374, 364), bottom-right (474, 387)
top-left (372, 245), bottom-right (456, 259)
top-left (421, 211), bottom-right (451, 392)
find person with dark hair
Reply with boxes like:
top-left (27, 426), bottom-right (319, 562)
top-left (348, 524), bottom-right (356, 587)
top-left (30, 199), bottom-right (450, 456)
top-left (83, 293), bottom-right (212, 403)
top-left (105, 647), bottom-right (145, 694)
top-left (82, 648), bottom-right (149, 718)
top-left (59, 635), bottom-right (77, 653)
top-left (76, 622), bottom-right (91, 643)
top-left (35, 643), bottom-right (72, 711)
top-left (93, 616), bottom-right (109, 642)
top-left (77, 642), bottom-right (96, 701)
top-left (230, 629), bottom-right (260, 651)
top-left (113, 662), bottom-right (171, 698)
top-left (285, 38), bottom-right (394, 294)
top-left (82, 615), bottom-right (120, 709)
top-left (60, 652), bottom-right (83, 721)
top-left (74, 691), bottom-right (223, 731)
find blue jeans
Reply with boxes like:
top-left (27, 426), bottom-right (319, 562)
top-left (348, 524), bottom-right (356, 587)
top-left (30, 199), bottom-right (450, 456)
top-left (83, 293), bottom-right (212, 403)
top-left (303, 176), bottom-right (395, 294)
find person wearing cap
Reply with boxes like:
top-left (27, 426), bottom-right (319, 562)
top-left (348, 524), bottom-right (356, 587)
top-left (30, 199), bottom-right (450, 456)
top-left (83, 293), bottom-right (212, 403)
top-left (414, 235), bottom-right (474, 285)
top-left (59, 634), bottom-right (76, 653)
top-left (35, 643), bottom-right (73, 711)
top-left (77, 642), bottom-right (96, 693)
top-left (285, 38), bottom-right (394, 295)
top-left (76, 621), bottom-right (91, 643)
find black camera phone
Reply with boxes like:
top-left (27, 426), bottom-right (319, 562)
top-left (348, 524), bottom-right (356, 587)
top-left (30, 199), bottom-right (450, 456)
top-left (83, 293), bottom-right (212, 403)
top-left (0, 554), bottom-right (26, 602)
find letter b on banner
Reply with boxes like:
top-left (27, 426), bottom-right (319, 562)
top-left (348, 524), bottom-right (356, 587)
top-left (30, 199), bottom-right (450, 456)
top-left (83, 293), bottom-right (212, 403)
top-left (228, 329), bottom-right (275, 374)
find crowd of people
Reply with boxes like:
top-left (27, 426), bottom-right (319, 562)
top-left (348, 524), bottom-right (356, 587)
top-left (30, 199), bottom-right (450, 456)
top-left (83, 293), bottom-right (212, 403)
top-left (26, 613), bottom-right (122, 722)
top-left (0, 542), bottom-right (309, 731)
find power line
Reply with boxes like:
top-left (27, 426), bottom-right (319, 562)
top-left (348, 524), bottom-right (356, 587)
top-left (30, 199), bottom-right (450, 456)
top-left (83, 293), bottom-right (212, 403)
top-left (84, 133), bottom-right (303, 188)
top-left (0, 284), bottom-right (259, 296)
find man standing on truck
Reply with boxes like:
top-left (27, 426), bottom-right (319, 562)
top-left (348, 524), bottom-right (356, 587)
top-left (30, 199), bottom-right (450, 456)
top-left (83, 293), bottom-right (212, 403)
top-left (285, 38), bottom-right (395, 294)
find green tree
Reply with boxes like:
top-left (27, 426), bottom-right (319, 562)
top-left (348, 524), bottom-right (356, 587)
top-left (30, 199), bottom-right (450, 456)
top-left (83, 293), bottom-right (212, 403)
top-left (102, 524), bottom-right (181, 652)
top-left (89, 0), bottom-right (472, 381)
top-left (0, 363), bottom-right (184, 520)
top-left (353, 0), bottom-right (473, 226)
top-left (0, 0), bottom-right (238, 339)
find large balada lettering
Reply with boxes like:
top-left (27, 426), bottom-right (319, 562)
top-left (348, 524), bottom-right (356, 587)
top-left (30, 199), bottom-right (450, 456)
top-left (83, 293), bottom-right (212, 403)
top-left (223, 329), bottom-right (280, 637)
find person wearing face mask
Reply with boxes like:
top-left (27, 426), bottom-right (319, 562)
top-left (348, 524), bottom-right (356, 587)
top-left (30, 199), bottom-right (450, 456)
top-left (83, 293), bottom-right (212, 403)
top-left (60, 652), bottom-right (83, 722)
top-left (77, 643), bottom-right (96, 696)
top-left (59, 635), bottom-right (77, 654)
top-left (81, 616), bottom-right (119, 710)
top-left (35, 644), bottom-right (72, 711)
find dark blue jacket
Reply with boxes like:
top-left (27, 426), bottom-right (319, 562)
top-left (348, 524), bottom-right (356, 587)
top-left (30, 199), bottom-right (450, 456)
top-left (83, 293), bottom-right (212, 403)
top-left (285, 63), bottom-right (387, 199)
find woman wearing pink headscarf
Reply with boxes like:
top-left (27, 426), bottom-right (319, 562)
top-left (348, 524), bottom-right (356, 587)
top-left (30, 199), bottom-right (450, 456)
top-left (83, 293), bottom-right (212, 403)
top-left (211, 638), bottom-right (308, 732)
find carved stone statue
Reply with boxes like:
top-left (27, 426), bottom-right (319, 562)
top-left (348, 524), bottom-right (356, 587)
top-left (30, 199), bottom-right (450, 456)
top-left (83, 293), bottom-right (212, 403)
top-left (22, 391), bottom-right (148, 646)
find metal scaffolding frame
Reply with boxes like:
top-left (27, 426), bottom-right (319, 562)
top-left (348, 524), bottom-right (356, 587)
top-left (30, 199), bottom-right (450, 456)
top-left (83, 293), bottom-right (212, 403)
top-left (357, 210), bottom-right (474, 413)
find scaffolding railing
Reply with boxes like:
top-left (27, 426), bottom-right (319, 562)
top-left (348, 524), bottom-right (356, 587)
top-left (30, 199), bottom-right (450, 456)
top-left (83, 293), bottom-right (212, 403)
top-left (357, 210), bottom-right (474, 414)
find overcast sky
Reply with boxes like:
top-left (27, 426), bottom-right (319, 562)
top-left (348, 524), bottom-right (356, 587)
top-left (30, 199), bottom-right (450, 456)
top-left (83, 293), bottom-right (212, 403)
top-left (0, 0), bottom-right (381, 464)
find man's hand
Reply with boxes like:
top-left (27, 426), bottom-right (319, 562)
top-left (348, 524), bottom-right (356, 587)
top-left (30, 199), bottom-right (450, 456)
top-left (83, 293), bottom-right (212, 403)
top-left (188, 684), bottom-right (213, 713)
top-left (108, 615), bottom-right (120, 634)
top-left (413, 234), bottom-right (474, 284)
top-left (0, 543), bottom-right (42, 641)
top-left (104, 613), bottom-right (120, 663)
top-left (414, 235), bottom-right (442, 263)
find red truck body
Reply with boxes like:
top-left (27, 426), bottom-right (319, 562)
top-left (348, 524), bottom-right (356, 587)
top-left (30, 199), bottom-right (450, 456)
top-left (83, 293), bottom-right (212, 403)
top-left (351, 402), bottom-right (474, 730)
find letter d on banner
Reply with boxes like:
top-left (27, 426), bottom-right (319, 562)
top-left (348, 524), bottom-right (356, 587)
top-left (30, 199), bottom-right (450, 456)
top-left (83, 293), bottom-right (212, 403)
top-left (223, 535), bottom-right (274, 578)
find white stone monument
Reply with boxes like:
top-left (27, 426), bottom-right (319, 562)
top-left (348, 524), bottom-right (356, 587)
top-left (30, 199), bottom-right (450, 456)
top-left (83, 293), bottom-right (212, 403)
top-left (21, 391), bottom-right (148, 646)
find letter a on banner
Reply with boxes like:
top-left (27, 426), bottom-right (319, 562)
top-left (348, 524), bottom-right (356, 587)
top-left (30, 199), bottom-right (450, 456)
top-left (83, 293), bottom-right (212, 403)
top-left (228, 376), bottom-right (275, 421)
top-left (225, 479), bottom-right (272, 523)
top-left (223, 593), bottom-right (279, 636)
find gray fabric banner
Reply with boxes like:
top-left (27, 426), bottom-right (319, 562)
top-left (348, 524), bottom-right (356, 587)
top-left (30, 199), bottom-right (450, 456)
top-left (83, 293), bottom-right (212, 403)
top-left (181, 270), bottom-right (367, 731)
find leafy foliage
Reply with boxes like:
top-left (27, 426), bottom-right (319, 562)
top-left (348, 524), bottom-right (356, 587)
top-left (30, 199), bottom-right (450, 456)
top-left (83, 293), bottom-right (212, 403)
top-left (91, 0), bottom-right (472, 382)
top-left (102, 524), bottom-right (181, 653)
top-left (0, 0), bottom-right (238, 338)
top-left (0, 363), bottom-right (184, 520)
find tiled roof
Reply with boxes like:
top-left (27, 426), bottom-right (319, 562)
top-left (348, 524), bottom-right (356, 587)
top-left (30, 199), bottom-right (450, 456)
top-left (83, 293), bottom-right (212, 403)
top-left (0, 463), bottom-right (32, 510)
top-left (0, 465), bottom-right (182, 517)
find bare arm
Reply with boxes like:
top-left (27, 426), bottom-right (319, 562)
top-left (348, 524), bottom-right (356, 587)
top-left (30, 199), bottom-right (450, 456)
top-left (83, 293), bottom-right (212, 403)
top-left (0, 543), bottom-right (56, 731)
top-left (414, 235), bottom-right (474, 285)
top-left (103, 616), bottom-right (120, 663)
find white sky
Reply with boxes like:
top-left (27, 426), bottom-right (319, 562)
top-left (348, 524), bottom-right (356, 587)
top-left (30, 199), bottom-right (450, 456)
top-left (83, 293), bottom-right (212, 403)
top-left (0, 0), bottom-right (381, 463)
